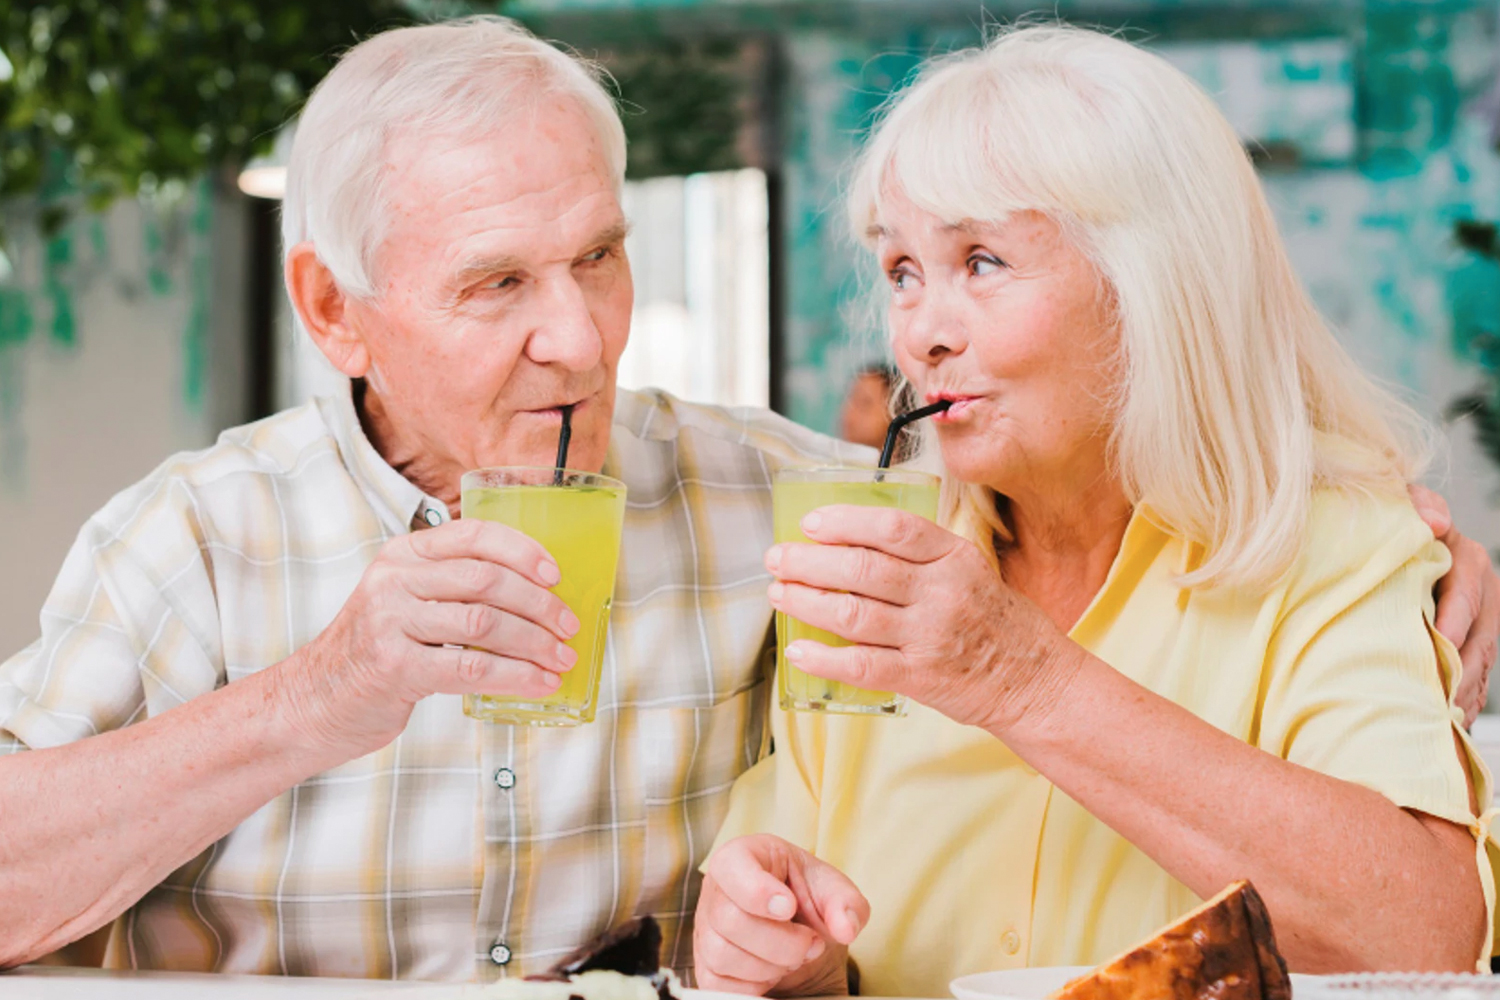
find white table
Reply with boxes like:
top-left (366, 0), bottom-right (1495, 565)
top-left (0, 970), bottom-right (811, 1000)
top-left (3, 967), bottom-right (496, 998)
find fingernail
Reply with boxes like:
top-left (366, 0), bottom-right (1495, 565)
top-left (557, 644), bottom-right (578, 669)
top-left (766, 546), bottom-right (783, 571)
top-left (560, 608), bottom-right (581, 637)
top-left (767, 894), bottom-right (794, 919)
top-left (768, 581), bottom-right (785, 602)
top-left (542, 671), bottom-right (561, 689)
top-left (802, 512), bottom-right (823, 534)
top-left (844, 907), bottom-right (861, 934)
top-left (785, 642), bottom-right (805, 663)
top-left (539, 561), bottom-right (561, 587)
top-left (805, 939), bottom-right (826, 962)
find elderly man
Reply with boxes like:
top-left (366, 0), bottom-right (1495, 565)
top-left (0, 16), bottom-right (1494, 984)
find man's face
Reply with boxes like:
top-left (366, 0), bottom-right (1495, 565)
top-left (840, 373), bottom-right (894, 449)
top-left (344, 97), bottom-right (632, 479)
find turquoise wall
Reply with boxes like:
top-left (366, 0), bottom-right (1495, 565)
top-left (756, 3), bottom-right (1500, 433)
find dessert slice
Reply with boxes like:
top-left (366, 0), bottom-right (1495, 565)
top-left (1049, 881), bottom-right (1292, 1000)
top-left (481, 916), bottom-right (682, 1000)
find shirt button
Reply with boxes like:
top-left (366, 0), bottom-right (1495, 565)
top-left (490, 942), bottom-right (513, 966)
top-left (1001, 930), bottom-right (1022, 956)
top-left (494, 767), bottom-right (516, 791)
top-left (423, 508), bottom-right (443, 527)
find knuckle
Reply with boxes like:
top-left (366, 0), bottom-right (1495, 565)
top-left (847, 546), bottom-right (874, 583)
top-left (835, 594), bottom-right (864, 633)
top-left (699, 932), bottom-right (732, 967)
top-left (455, 650), bottom-right (489, 685)
top-left (458, 561), bottom-right (493, 594)
top-left (847, 647), bottom-right (877, 685)
top-left (461, 604), bottom-right (494, 644)
top-left (881, 511), bottom-right (910, 546)
top-left (710, 888), bottom-right (743, 927)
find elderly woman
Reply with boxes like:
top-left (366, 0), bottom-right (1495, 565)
top-left (693, 25), bottom-right (1497, 999)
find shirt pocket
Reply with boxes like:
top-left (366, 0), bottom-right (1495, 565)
top-left (632, 677), bottom-right (771, 976)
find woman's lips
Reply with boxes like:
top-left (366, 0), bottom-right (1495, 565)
top-left (931, 396), bottom-right (981, 423)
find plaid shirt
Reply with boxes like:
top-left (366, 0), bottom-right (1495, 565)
top-left (0, 383), bottom-right (864, 981)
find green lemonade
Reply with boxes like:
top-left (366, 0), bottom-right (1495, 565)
top-left (461, 479), bottom-right (626, 726)
top-left (773, 471), bottom-right (940, 715)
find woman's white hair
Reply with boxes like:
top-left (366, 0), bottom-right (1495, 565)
top-left (850, 23), bottom-right (1432, 590)
top-left (281, 16), bottom-right (626, 298)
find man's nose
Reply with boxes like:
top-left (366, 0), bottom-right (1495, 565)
top-left (525, 275), bottom-right (605, 372)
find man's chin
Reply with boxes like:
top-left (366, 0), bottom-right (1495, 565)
top-left (470, 438), bottom-right (610, 475)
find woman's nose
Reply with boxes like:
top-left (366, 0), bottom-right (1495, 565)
top-left (899, 290), bottom-right (968, 363)
top-left (525, 276), bottom-right (605, 372)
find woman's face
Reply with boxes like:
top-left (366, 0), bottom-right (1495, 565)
top-left (877, 188), bottom-right (1121, 498)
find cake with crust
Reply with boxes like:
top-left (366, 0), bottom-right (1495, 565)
top-left (1048, 881), bottom-right (1292, 1000)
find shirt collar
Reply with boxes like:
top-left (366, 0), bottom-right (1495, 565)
top-left (322, 379), bottom-right (447, 535)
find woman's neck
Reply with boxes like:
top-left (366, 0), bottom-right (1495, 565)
top-left (997, 474), bottom-right (1134, 635)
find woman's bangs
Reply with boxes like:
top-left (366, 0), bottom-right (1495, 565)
top-left (869, 72), bottom-right (1066, 232)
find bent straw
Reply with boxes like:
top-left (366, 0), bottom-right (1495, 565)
top-left (877, 399), bottom-right (951, 472)
top-left (553, 405), bottom-right (574, 486)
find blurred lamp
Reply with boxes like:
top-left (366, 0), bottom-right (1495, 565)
top-left (237, 124), bottom-right (295, 200)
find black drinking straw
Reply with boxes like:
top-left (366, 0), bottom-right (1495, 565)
top-left (553, 405), bottom-right (574, 486)
top-left (876, 400), bottom-right (952, 473)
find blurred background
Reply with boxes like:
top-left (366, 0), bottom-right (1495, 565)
top-left (2, 0), bottom-right (1499, 669)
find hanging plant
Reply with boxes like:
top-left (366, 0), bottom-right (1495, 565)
top-left (0, 0), bottom-right (410, 239)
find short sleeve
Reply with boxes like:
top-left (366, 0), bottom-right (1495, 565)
top-left (1256, 492), bottom-right (1495, 965)
top-left (0, 493), bottom-right (222, 753)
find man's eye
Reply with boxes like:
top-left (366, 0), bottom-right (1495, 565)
top-left (581, 246), bottom-right (611, 264)
top-left (487, 276), bottom-right (520, 291)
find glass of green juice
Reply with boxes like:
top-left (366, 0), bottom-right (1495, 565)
top-left (460, 467), bottom-right (627, 726)
top-left (773, 466), bottom-right (941, 716)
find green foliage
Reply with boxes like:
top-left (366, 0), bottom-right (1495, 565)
top-left (605, 38), bottom-right (745, 180)
top-left (0, 0), bottom-right (409, 230)
top-left (1448, 221), bottom-right (1500, 473)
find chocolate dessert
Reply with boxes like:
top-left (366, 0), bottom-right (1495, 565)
top-left (481, 917), bottom-right (682, 1000)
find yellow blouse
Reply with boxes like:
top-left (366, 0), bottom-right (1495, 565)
top-left (712, 490), bottom-right (1496, 997)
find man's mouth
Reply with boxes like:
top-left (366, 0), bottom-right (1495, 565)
top-left (524, 395), bottom-right (592, 419)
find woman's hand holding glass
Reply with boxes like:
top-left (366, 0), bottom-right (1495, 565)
top-left (766, 503), bottom-right (1074, 733)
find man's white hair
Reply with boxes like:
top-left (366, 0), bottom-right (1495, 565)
top-left (850, 24), bottom-right (1432, 590)
top-left (281, 16), bottom-right (626, 298)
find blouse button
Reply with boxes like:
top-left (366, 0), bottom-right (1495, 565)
top-left (494, 767), bottom-right (517, 791)
top-left (1001, 930), bottom-right (1022, 956)
top-left (423, 507), bottom-right (444, 527)
top-left (490, 942), bottom-right (513, 966)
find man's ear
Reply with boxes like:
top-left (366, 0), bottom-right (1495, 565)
top-left (285, 242), bottom-right (372, 379)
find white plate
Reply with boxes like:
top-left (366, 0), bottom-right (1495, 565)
top-left (950, 966), bottom-right (1329, 1000)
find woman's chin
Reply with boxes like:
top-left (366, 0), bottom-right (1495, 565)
top-left (937, 444), bottom-right (1013, 492)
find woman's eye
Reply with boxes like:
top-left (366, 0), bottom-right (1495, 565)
top-left (968, 253), bottom-right (1006, 276)
top-left (888, 266), bottom-right (914, 290)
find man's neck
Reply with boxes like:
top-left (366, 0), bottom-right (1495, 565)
top-left (354, 380), bottom-right (464, 514)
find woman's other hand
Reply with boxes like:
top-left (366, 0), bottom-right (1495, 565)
top-left (1410, 485), bottom-right (1499, 727)
top-left (766, 504), bottom-right (1074, 733)
top-left (695, 835), bottom-right (869, 997)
